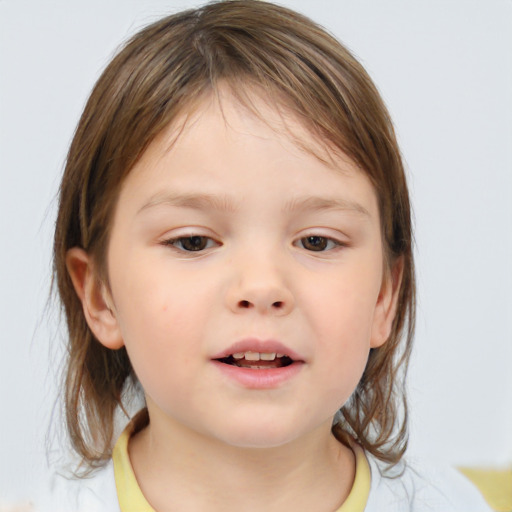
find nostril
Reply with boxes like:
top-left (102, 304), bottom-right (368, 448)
top-left (234, 299), bottom-right (288, 311)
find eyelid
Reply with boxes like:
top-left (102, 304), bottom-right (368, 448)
top-left (296, 237), bottom-right (342, 250)
top-left (293, 230), bottom-right (350, 253)
top-left (165, 236), bottom-right (217, 248)
top-left (159, 230), bottom-right (222, 254)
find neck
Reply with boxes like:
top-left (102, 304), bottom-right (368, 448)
top-left (128, 410), bottom-right (355, 512)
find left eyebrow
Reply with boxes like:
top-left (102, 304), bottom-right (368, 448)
top-left (137, 192), bottom-right (239, 215)
top-left (283, 196), bottom-right (371, 217)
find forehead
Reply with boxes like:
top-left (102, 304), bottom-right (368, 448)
top-left (135, 84), bottom-right (360, 178)
top-left (116, 86), bottom-right (379, 221)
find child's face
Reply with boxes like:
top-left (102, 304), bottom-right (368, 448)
top-left (99, 90), bottom-right (397, 448)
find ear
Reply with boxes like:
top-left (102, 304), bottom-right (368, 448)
top-left (370, 256), bottom-right (404, 348)
top-left (66, 247), bottom-right (124, 350)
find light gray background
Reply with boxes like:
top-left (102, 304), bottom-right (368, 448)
top-left (1, 0), bottom-right (511, 502)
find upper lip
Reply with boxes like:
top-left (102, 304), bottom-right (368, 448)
top-left (211, 338), bottom-right (304, 361)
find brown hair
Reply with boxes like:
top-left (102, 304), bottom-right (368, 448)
top-left (53, 0), bottom-right (415, 470)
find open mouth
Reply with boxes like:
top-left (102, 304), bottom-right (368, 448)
top-left (216, 351), bottom-right (294, 369)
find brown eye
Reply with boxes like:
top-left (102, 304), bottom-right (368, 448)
top-left (183, 236), bottom-right (208, 251)
top-left (300, 236), bottom-right (329, 251)
top-left (173, 236), bottom-right (210, 251)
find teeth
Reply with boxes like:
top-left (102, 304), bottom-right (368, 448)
top-left (231, 351), bottom-right (280, 361)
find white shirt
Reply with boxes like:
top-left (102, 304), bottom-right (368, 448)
top-left (35, 452), bottom-right (492, 511)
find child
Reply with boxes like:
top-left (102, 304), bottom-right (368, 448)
top-left (44, 1), bottom-right (491, 510)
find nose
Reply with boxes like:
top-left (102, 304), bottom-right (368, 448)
top-left (225, 251), bottom-right (295, 316)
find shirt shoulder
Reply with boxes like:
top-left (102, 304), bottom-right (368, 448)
top-left (34, 462), bottom-right (119, 512)
top-left (364, 455), bottom-right (492, 512)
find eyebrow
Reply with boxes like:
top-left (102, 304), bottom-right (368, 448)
top-left (138, 192), bottom-right (239, 214)
top-left (137, 192), bottom-right (370, 217)
top-left (283, 196), bottom-right (371, 217)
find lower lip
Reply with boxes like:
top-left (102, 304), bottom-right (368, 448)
top-left (211, 360), bottom-right (303, 389)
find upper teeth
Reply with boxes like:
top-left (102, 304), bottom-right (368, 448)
top-left (232, 351), bottom-right (285, 361)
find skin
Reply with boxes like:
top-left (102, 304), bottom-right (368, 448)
top-left (67, 89), bottom-right (401, 511)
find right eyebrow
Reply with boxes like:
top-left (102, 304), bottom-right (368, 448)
top-left (137, 192), bottom-right (239, 215)
top-left (283, 195), bottom-right (371, 218)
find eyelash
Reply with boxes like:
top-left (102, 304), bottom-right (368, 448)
top-left (295, 235), bottom-right (344, 252)
top-left (161, 234), bottom-right (345, 253)
top-left (161, 235), bottom-right (220, 252)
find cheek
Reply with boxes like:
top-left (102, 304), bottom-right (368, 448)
top-left (304, 264), bottom-right (382, 398)
top-left (115, 288), bottom-right (204, 410)
top-left (110, 263), bottom-right (216, 383)
top-left (112, 255), bottom-right (211, 331)
top-left (308, 266), bottom-right (381, 344)
top-left (314, 302), bottom-right (374, 411)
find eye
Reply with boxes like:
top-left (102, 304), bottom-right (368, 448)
top-left (164, 235), bottom-right (218, 252)
top-left (298, 235), bottom-right (340, 252)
